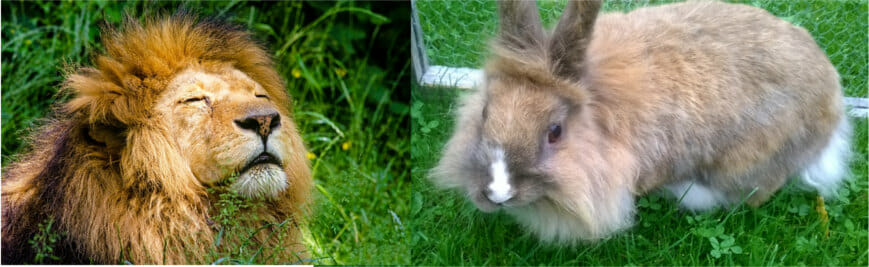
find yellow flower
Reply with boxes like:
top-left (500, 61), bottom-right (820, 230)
top-left (341, 141), bottom-right (351, 151)
top-left (292, 68), bottom-right (302, 78)
top-left (306, 152), bottom-right (316, 160)
top-left (335, 68), bottom-right (347, 78)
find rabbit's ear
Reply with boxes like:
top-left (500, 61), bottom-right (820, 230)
top-left (497, 0), bottom-right (546, 50)
top-left (549, 0), bottom-right (601, 78)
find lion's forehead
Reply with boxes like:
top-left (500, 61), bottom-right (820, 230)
top-left (164, 68), bottom-right (264, 101)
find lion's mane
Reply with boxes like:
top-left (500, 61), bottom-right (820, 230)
top-left (2, 12), bottom-right (311, 264)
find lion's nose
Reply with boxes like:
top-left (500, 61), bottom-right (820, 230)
top-left (235, 112), bottom-right (281, 138)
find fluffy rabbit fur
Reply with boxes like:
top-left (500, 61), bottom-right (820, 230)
top-left (432, 0), bottom-right (850, 243)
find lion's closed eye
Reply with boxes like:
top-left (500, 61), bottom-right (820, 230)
top-left (255, 94), bottom-right (269, 100)
top-left (182, 96), bottom-right (210, 104)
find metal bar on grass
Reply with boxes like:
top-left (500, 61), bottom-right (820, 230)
top-left (411, 0), bottom-right (429, 84)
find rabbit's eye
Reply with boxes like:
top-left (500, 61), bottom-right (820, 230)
top-left (548, 124), bottom-right (562, 144)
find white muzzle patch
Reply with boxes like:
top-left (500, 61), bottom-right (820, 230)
top-left (487, 148), bottom-right (514, 204)
top-left (231, 164), bottom-right (288, 199)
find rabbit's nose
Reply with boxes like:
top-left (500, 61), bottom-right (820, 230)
top-left (485, 182), bottom-right (515, 204)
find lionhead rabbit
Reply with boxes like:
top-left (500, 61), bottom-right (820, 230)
top-left (432, 0), bottom-right (850, 243)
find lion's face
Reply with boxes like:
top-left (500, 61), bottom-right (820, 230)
top-left (155, 67), bottom-right (294, 199)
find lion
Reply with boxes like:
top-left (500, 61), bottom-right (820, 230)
top-left (1, 13), bottom-right (312, 264)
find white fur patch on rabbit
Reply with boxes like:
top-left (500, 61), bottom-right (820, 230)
top-left (802, 117), bottom-right (852, 198)
top-left (665, 181), bottom-right (730, 211)
top-left (487, 147), bottom-right (515, 204)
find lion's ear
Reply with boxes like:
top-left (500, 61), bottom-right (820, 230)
top-left (86, 123), bottom-right (127, 154)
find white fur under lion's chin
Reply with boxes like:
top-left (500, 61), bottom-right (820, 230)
top-left (230, 164), bottom-right (288, 199)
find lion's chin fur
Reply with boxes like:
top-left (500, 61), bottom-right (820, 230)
top-left (232, 164), bottom-right (289, 199)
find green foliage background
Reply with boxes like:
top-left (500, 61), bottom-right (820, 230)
top-left (1, 0), bottom-right (409, 264)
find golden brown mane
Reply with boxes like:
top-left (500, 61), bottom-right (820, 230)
top-left (2, 12), bottom-right (310, 264)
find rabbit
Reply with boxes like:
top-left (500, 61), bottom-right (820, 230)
top-left (431, 0), bottom-right (850, 243)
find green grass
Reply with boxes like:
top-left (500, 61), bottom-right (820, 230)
top-left (2, 1), bottom-right (409, 264)
top-left (412, 0), bottom-right (868, 265)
